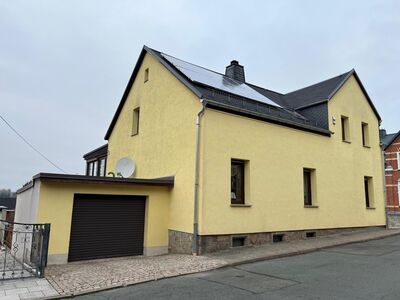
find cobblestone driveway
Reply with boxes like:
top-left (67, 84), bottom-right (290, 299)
top-left (46, 254), bottom-right (226, 296)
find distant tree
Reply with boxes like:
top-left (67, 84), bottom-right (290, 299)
top-left (0, 189), bottom-right (15, 198)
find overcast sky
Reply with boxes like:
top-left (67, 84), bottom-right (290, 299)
top-left (1, 1), bottom-right (399, 190)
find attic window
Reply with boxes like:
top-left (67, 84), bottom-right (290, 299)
top-left (132, 107), bottom-right (140, 136)
top-left (144, 68), bottom-right (149, 83)
top-left (361, 122), bottom-right (369, 147)
top-left (341, 116), bottom-right (350, 142)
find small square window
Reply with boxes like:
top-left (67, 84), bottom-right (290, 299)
top-left (144, 68), bottom-right (149, 82)
top-left (273, 234), bottom-right (284, 243)
top-left (232, 237), bottom-right (246, 247)
top-left (306, 231), bottom-right (316, 238)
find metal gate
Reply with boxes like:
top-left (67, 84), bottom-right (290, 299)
top-left (0, 220), bottom-right (50, 280)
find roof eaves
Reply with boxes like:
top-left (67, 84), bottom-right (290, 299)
top-left (83, 144), bottom-right (108, 160)
top-left (32, 173), bottom-right (175, 186)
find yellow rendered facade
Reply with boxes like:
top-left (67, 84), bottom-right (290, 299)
top-left (106, 53), bottom-right (202, 234)
top-left (36, 181), bottom-right (171, 261)
top-left (199, 75), bottom-right (385, 235)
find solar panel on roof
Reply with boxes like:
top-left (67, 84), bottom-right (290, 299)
top-left (161, 53), bottom-right (281, 108)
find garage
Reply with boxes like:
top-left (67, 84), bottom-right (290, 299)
top-left (68, 194), bottom-right (146, 262)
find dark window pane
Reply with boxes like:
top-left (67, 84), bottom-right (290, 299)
top-left (341, 117), bottom-right (346, 141)
top-left (303, 170), bottom-right (312, 206)
top-left (364, 177), bottom-right (370, 207)
top-left (231, 161), bottom-right (245, 204)
top-left (362, 124), bottom-right (366, 146)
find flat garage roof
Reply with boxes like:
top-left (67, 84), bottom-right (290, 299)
top-left (17, 173), bottom-right (174, 194)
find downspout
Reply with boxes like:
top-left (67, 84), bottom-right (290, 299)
top-left (192, 99), bottom-right (206, 255)
top-left (381, 147), bottom-right (389, 229)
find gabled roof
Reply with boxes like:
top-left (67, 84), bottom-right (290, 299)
top-left (104, 46), bottom-right (381, 139)
top-left (282, 69), bottom-right (381, 122)
top-left (283, 71), bottom-right (353, 109)
top-left (381, 131), bottom-right (400, 150)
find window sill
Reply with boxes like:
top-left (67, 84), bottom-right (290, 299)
top-left (304, 205), bottom-right (319, 208)
top-left (363, 145), bottom-right (371, 148)
top-left (366, 207), bottom-right (376, 210)
top-left (230, 204), bottom-right (252, 208)
top-left (342, 140), bottom-right (351, 144)
top-left (131, 133), bottom-right (139, 137)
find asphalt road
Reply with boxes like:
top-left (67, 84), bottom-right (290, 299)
top-left (74, 235), bottom-right (400, 300)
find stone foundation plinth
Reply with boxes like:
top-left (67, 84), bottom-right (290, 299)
top-left (168, 226), bottom-right (385, 255)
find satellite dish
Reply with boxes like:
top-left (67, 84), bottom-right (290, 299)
top-left (116, 157), bottom-right (135, 178)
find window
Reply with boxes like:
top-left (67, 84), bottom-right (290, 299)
top-left (273, 234), bottom-right (284, 243)
top-left (93, 161), bottom-right (98, 176)
top-left (144, 68), bottom-right (149, 82)
top-left (397, 152), bottom-right (400, 170)
top-left (306, 231), bottom-right (316, 238)
top-left (99, 158), bottom-right (106, 176)
top-left (398, 181), bottom-right (400, 207)
top-left (341, 116), bottom-right (350, 142)
top-left (86, 157), bottom-right (107, 177)
top-left (303, 169), bottom-right (313, 206)
top-left (132, 107), bottom-right (140, 136)
top-left (87, 162), bottom-right (94, 176)
top-left (232, 237), bottom-right (246, 247)
top-left (231, 160), bottom-right (245, 204)
top-left (364, 176), bottom-right (374, 208)
top-left (361, 122), bottom-right (369, 147)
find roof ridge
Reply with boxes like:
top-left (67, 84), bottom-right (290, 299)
top-left (285, 69), bottom-right (353, 96)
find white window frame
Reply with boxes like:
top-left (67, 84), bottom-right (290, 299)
top-left (398, 180), bottom-right (400, 207)
top-left (397, 152), bottom-right (400, 170)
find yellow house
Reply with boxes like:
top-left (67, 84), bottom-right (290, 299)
top-left (16, 46), bottom-right (385, 264)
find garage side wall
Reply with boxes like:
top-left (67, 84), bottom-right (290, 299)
top-left (15, 181), bottom-right (41, 224)
top-left (37, 182), bottom-right (171, 265)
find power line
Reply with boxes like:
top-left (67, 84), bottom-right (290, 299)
top-left (0, 114), bottom-right (67, 173)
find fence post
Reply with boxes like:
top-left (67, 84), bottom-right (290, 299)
top-left (38, 224), bottom-right (50, 278)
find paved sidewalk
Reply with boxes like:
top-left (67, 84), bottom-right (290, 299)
top-left (0, 278), bottom-right (58, 300)
top-left (46, 254), bottom-right (225, 297)
top-left (43, 227), bottom-right (400, 299)
top-left (206, 227), bottom-right (400, 265)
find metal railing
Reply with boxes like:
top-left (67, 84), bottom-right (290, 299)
top-left (0, 220), bottom-right (50, 279)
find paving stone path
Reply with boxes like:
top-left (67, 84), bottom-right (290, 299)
top-left (0, 278), bottom-right (58, 299)
top-left (46, 254), bottom-right (225, 296)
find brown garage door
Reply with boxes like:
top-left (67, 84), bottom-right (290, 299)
top-left (68, 194), bottom-right (146, 262)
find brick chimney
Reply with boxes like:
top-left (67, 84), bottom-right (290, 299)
top-left (225, 60), bottom-right (245, 82)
